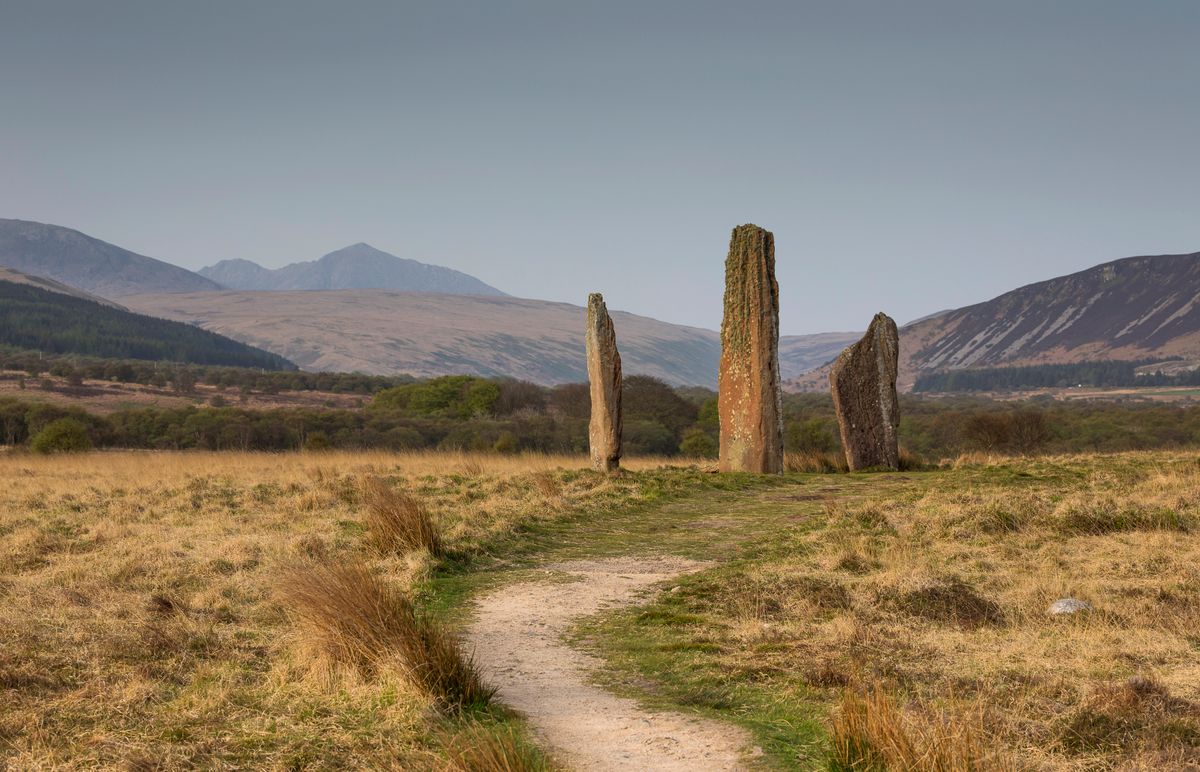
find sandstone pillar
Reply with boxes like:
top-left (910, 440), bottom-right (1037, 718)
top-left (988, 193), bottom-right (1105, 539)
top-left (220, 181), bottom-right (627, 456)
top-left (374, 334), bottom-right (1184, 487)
top-left (586, 293), bottom-right (622, 472)
top-left (718, 224), bottom-right (784, 473)
top-left (829, 312), bottom-right (900, 470)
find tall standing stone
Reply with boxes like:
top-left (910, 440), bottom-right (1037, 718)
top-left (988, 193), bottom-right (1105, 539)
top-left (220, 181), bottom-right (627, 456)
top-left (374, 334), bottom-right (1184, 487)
top-left (829, 312), bottom-right (900, 471)
top-left (586, 293), bottom-right (622, 472)
top-left (719, 224), bottom-right (784, 474)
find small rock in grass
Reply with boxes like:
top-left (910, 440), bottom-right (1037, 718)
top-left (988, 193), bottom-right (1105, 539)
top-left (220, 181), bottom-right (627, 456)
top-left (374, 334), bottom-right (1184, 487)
top-left (1048, 598), bottom-right (1092, 616)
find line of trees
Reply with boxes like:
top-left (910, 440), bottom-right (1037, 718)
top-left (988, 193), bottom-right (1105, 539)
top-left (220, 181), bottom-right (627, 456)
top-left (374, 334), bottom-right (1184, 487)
top-left (8, 373), bottom-right (1200, 458)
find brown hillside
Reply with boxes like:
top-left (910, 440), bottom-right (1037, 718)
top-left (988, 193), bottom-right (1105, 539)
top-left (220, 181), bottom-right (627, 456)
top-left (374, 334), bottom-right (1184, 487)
top-left (123, 290), bottom-right (856, 387)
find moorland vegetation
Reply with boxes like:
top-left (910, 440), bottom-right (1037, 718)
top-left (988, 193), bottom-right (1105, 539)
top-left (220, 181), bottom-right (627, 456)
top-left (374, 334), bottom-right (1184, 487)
top-left (2, 449), bottom-right (1197, 769)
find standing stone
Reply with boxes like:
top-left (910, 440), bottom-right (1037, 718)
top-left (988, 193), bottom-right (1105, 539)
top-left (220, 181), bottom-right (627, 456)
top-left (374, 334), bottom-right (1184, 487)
top-left (586, 293), bottom-right (622, 472)
top-left (719, 224), bottom-right (784, 474)
top-left (829, 312), bottom-right (900, 471)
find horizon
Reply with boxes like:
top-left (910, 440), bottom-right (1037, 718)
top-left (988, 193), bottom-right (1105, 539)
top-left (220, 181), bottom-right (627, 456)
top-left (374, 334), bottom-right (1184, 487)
top-left (3, 1), bottom-right (1199, 335)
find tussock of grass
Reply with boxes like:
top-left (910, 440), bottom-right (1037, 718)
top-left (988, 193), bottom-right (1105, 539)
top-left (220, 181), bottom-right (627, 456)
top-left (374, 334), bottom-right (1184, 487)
top-left (362, 476), bottom-right (444, 557)
top-left (829, 686), bottom-right (1010, 771)
top-left (438, 720), bottom-right (556, 771)
top-left (277, 559), bottom-right (492, 709)
top-left (897, 447), bottom-right (930, 471)
top-left (879, 576), bottom-right (1005, 628)
top-left (786, 450), bottom-right (849, 474)
top-left (531, 470), bottom-right (562, 499)
top-left (1052, 497), bottom-right (1193, 535)
top-left (1056, 675), bottom-right (1200, 756)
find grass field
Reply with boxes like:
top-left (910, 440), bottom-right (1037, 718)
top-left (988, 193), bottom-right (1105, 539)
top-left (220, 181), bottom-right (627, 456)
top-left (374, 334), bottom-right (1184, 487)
top-left (2, 449), bottom-right (1198, 769)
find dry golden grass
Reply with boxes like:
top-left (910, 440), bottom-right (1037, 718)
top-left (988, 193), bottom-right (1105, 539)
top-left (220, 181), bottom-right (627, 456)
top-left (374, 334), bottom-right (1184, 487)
top-left (362, 476), bottom-right (444, 557)
top-left (0, 449), bottom-right (683, 768)
top-left (830, 685), bottom-right (1012, 771)
top-left (6, 448), bottom-right (1199, 768)
top-left (437, 721), bottom-right (555, 771)
top-left (669, 451), bottom-right (1200, 768)
top-left (786, 449), bottom-right (851, 473)
top-left (277, 559), bottom-right (491, 708)
top-left (784, 447), bottom-right (927, 473)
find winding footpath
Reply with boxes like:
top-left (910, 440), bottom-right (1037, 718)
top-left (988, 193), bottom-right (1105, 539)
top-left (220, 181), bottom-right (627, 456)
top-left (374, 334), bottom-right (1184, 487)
top-left (466, 556), bottom-right (753, 771)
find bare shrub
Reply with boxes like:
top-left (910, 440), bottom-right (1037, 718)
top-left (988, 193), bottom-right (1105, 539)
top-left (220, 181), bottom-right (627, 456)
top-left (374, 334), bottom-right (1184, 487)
top-left (362, 476), bottom-right (443, 557)
top-left (277, 560), bottom-right (491, 709)
top-left (830, 685), bottom-right (1011, 771)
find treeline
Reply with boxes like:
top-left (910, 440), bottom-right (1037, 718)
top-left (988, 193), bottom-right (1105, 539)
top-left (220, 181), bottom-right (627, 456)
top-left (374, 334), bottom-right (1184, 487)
top-left (0, 279), bottom-right (293, 370)
top-left (9, 373), bottom-right (1200, 459)
top-left (783, 393), bottom-right (1200, 457)
top-left (912, 359), bottom-right (1182, 392)
top-left (0, 374), bottom-right (711, 454)
top-left (0, 347), bottom-right (409, 395)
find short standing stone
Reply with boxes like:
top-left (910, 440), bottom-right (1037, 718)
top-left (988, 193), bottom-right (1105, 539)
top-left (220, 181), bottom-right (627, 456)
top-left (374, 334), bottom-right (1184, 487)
top-left (586, 293), bottom-right (622, 472)
top-left (829, 312), bottom-right (900, 471)
top-left (718, 224), bottom-right (784, 474)
top-left (1048, 598), bottom-right (1092, 616)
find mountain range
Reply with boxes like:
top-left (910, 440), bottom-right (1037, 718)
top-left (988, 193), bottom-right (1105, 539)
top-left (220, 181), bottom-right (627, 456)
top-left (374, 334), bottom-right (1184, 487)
top-left (199, 243), bottom-right (507, 295)
top-left (4, 217), bottom-right (1200, 389)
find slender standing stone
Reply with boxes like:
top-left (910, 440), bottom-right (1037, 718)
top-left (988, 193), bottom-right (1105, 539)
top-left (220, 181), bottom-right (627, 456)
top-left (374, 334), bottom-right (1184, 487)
top-left (829, 312), bottom-right (900, 470)
top-left (719, 224), bottom-right (784, 474)
top-left (586, 293), bottom-right (622, 472)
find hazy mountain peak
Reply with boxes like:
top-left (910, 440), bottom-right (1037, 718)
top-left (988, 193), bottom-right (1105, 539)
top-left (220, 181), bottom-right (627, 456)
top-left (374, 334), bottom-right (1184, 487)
top-left (0, 218), bottom-right (222, 298)
top-left (200, 243), bottom-right (506, 295)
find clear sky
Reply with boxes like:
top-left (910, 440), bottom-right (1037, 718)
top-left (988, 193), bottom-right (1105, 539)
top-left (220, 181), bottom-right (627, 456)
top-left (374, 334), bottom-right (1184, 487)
top-left (2, 1), bottom-right (1198, 333)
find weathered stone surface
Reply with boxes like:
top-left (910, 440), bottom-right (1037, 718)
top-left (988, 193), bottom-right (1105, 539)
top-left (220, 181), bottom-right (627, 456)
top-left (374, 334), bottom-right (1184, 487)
top-left (830, 312), bottom-right (900, 471)
top-left (718, 224), bottom-right (783, 474)
top-left (1048, 598), bottom-right (1092, 616)
top-left (586, 293), bottom-right (622, 472)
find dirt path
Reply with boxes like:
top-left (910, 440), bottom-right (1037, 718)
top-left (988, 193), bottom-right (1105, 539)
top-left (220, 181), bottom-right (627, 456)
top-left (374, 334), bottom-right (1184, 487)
top-left (466, 556), bottom-right (753, 771)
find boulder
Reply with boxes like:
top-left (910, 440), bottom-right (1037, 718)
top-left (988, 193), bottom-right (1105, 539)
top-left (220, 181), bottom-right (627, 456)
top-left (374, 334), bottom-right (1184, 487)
top-left (586, 293), bottom-right (622, 472)
top-left (1048, 598), bottom-right (1092, 616)
top-left (829, 313), bottom-right (900, 471)
top-left (718, 224), bottom-right (784, 474)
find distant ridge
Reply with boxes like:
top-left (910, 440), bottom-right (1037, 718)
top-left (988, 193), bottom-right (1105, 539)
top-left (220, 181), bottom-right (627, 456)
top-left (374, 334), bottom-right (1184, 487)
top-left (122, 289), bottom-right (858, 387)
top-left (791, 250), bottom-right (1200, 391)
top-left (0, 218), bottom-right (222, 298)
top-left (201, 243), bottom-right (506, 295)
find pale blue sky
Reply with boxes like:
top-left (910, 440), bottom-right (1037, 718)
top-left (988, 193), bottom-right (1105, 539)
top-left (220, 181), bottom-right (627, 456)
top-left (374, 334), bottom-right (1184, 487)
top-left (2, 1), bottom-right (1198, 332)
